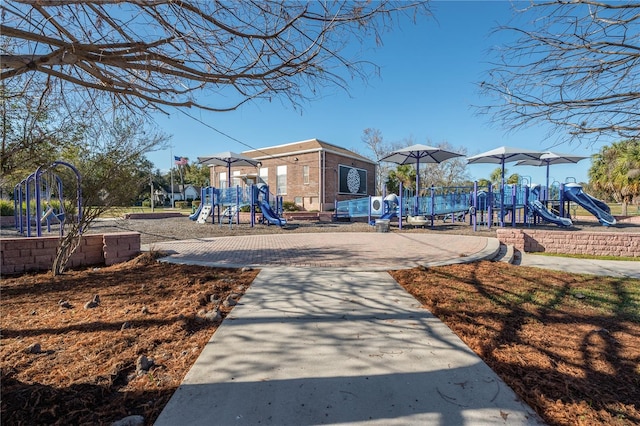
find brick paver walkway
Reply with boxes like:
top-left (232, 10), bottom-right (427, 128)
top-left (147, 232), bottom-right (492, 270)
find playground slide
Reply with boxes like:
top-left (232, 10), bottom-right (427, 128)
top-left (563, 183), bottom-right (616, 226)
top-left (189, 203), bottom-right (203, 221)
top-left (378, 210), bottom-right (396, 220)
top-left (259, 200), bottom-right (287, 227)
top-left (528, 199), bottom-right (572, 227)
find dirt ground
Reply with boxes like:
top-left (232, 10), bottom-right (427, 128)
top-left (1, 217), bottom-right (639, 425)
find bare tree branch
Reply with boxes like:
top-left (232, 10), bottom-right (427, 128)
top-left (1, 1), bottom-right (430, 113)
top-left (479, 1), bottom-right (640, 145)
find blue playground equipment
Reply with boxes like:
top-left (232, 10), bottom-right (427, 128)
top-left (337, 182), bottom-right (474, 229)
top-left (14, 161), bottom-right (82, 237)
top-left (563, 183), bottom-right (616, 226)
top-left (256, 184), bottom-right (287, 227)
top-left (189, 184), bottom-right (286, 228)
top-left (334, 177), bottom-right (613, 231)
top-left (527, 184), bottom-right (572, 227)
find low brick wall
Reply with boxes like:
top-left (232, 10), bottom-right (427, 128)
top-left (283, 212), bottom-right (320, 221)
top-left (1, 232), bottom-right (140, 275)
top-left (497, 229), bottom-right (639, 257)
top-left (123, 212), bottom-right (185, 219)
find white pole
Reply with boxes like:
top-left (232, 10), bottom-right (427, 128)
top-left (170, 150), bottom-right (175, 208)
top-left (150, 176), bottom-right (155, 212)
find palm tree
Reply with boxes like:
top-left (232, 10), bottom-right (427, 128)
top-left (589, 140), bottom-right (640, 215)
top-left (489, 167), bottom-right (505, 186)
top-left (386, 164), bottom-right (416, 194)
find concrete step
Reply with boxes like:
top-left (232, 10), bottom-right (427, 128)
top-left (492, 243), bottom-right (516, 264)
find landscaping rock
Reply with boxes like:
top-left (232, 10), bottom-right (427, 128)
top-left (203, 309), bottom-right (221, 322)
top-left (197, 308), bottom-right (221, 322)
top-left (59, 300), bottom-right (72, 309)
top-left (136, 355), bottom-right (154, 373)
top-left (25, 343), bottom-right (42, 354)
top-left (84, 300), bottom-right (98, 309)
top-left (84, 294), bottom-right (101, 309)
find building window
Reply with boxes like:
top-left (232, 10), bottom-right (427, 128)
top-left (219, 172), bottom-right (227, 189)
top-left (276, 165), bottom-right (287, 195)
top-left (303, 165), bottom-right (310, 184)
top-left (294, 196), bottom-right (303, 206)
top-left (233, 170), bottom-right (241, 188)
top-left (259, 167), bottom-right (268, 185)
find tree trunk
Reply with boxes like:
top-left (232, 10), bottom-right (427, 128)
top-left (52, 225), bottom-right (82, 276)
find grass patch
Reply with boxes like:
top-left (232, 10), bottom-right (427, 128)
top-left (530, 251), bottom-right (639, 261)
top-left (572, 203), bottom-right (640, 217)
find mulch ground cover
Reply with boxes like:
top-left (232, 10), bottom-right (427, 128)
top-left (391, 261), bottom-right (640, 426)
top-left (1, 255), bottom-right (257, 425)
top-left (1, 257), bottom-right (638, 425)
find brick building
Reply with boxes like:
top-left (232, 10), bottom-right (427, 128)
top-left (206, 139), bottom-right (376, 211)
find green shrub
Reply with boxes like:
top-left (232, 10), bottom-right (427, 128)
top-left (282, 201), bottom-right (300, 212)
top-left (13, 200), bottom-right (63, 215)
top-left (240, 205), bottom-right (261, 213)
top-left (142, 199), bottom-right (151, 208)
top-left (0, 200), bottom-right (14, 216)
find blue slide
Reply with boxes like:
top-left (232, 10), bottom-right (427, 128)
top-left (378, 210), bottom-right (397, 220)
top-left (189, 203), bottom-right (203, 221)
top-left (528, 199), bottom-right (572, 227)
top-left (368, 198), bottom-right (397, 225)
top-left (260, 200), bottom-right (287, 227)
top-left (563, 183), bottom-right (616, 226)
top-left (528, 184), bottom-right (572, 227)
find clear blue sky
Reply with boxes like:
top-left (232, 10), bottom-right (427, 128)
top-left (148, 1), bottom-right (611, 186)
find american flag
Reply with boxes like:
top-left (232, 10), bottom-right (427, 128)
top-left (174, 156), bottom-right (188, 165)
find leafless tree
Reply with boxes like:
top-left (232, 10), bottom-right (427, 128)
top-left (420, 141), bottom-right (469, 188)
top-left (480, 1), bottom-right (640, 145)
top-left (2, 0), bottom-right (430, 115)
top-left (361, 128), bottom-right (388, 195)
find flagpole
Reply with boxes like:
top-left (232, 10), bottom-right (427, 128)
top-left (170, 149), bottom-right (175, 208)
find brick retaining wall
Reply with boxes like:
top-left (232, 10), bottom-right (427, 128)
top-left (123, 212), bottom-right (185, 219)
top-left (496, 229), bottom-right (639, 257)
top-left (1, 232), bottom-right (140, 275)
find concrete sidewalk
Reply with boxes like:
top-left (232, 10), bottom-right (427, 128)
top-left (155, 268), bottom-right (543, 425)
top-left (150, 231), bottom-right (637, 425)
top-left (518, 253), bottom-right (640, 278)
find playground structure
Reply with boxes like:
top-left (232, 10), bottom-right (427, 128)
top-left (336, 179), bottom-right (615, 230)
top-left (189, 184), bottom-right (287, 227)
top-left (13, 161), bottom-right (82, 237)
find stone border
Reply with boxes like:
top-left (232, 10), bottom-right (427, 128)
top-left (497, 228), bottom-right (639, 257)
top-left (123, 212), bottom-right (185, 219)
top-left (1, 232), bottom-right (140, 275)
